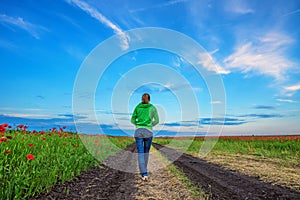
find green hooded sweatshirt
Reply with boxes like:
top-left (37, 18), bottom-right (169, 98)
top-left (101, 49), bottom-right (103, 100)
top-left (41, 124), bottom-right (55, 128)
top-left (131, 102), bottom-right (159, 130)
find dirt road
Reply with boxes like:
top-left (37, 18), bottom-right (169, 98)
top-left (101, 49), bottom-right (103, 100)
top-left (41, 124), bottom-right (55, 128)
top-left (33, 143), bottom-right (200, 200)
top-left (33, 142), bottom-right (300, 200)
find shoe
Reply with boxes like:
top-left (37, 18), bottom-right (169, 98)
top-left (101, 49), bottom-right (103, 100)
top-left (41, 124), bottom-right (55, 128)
top-left (141, 175), bottom-right (149, 181)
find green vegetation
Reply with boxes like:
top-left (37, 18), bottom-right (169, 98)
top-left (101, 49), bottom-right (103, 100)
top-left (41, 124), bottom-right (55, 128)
top-left (0, 126), bottom-right (134, 200)
top-left (153, 136), bottom-right (300, 163)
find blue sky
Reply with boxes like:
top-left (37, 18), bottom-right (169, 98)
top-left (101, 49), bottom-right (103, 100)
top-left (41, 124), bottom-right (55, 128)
top-left (0, 0), bottom-right (300, 136)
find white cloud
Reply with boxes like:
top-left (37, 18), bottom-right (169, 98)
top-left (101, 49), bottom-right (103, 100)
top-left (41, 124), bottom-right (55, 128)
top-left (3, 113), bottom-right (52, 119)
top-left (276, 98), bottom-right (295, 103)
top-left (0, 39), bottom-right (18, 50)
top-left (232, 7), bottom-right (254, 14)
top-left (172, 56), bottom-right (182, 68)
top-left (282, 9), bottom-right (300, 17)
top-left (130, 0), bottom-right (188, 13)
top-left (198, 49), bottom-right (230, 74)
top-left (280, 83), bottom-right (300, 97)
top-left (64, 45), bottom-right (86, 60)
top-left (138, 82), bottom-right (198, 92)
top-left (211, 101), bottom-right (222, 104)
top-left (0, 14), bottom-right (46, 39)
top-left (225, 0), bottom-right (254, 14)
top-left (66, 0), bottom-right (130, 50)
top-left (0, 107), bottom-right (43, 111)
top-left (284, 83), bottom-right (300, 91)
top-left (223, 32), bottom-right (294, 81)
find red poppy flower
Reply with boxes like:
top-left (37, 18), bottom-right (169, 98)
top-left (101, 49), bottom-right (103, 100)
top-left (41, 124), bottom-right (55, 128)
top-left (0, 137), bottom-right (7, 142)
top-left (17, 124), bottom-right (24, 129)
top-left (97, 151), bottom-right (101, 155)
top-left (39, 131), bottom-right (45, 135)
top-left (63, 142), bottom-right (67, 146)
top-left (26, 154), bottom-right (35, 160)
top-left (0, 126), bottom-right (6, 133)
top-left (5, 149), bottom-right (11, 154)
top-left (8, 125), bottom-right (12, 129)
top-left (6, 135), bottom-right (13, 139)
top-left (1, 123), bottom-right (8, 127)
top-left (63, 126), bottom-right (66, 129)
top-left (28, 143), bottom-right (34, 147)
top-left (41, 137), bottom-right (46, 141)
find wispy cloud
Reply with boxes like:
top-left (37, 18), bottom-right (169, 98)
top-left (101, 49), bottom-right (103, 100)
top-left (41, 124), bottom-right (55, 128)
top-left (164, 117), bottom-right (247, 127)
top-left (0, 39), bottom-right (18, 50)
top-left (64, 45), bottom-right (86, 60)
top-left (130, 0), bottom-right (189, 13)
top-left (66, 0), bottom-right (130, 50)
top-left (223, 32), bottom-right (295, 81)
top-left (134, 82), bottom-right (200, 93)
top-left (284, 83), bottom-right (300, 91)
top-left (0, 14), bottom-right (46, 39)
top-left (36, 95), bottom-right (45, 100)
top-left (2, 113), bottom-right (51, 119)
top-left (200, 117), bottom-right (247, 126)
top-left (198, 49), bottom-right (230, 74)
top-left (282, 9), bottom-right (300, 17)
top-left (96, 110), bottom-right (132, 116)
top-left (210, 101), bottom-right (222, 104)
top-left (253, 105), bottom-right (275, 110)
top-left (225, 0), bottom-right (254, 14)
top-left (276, 98), bottom-right (296, 103)
top-left (239, 113), bottom-right (283, 118)
top-left (58, 114), bottom-right (76, 118)
top-left (282, 83), bottom-right (300, 97)
top-left (0, 107), bottom-right (43, 112)
top-left (164, 120), bottom-right (200, 127)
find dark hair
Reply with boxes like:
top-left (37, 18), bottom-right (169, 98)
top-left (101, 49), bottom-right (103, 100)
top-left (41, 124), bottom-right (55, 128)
top-left (143, 93), bottom-right (150, 101)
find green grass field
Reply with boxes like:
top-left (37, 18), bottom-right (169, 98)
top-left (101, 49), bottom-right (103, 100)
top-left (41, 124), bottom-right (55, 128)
top-left (153, 135), bottom-right (300, 163)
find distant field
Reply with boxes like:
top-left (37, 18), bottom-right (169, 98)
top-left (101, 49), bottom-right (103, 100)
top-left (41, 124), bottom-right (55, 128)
top-left (154, 135), bottom-right (300, 161)
top-left (0, 124), bottom-right (134, 199)
top-left (153, 135), bottom-right (300, 191)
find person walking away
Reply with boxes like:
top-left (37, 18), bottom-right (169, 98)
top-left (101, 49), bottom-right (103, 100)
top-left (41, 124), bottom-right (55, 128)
top-left (131, 93), bottom-right (159, 181)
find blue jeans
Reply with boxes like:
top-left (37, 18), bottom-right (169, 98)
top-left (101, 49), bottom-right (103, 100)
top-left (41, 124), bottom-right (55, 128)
top-left (134, 128), bottom-right (153, 177)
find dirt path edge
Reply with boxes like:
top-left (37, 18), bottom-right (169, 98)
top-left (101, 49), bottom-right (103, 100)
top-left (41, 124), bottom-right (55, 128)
top-left (152, 142), bottom-right (300, 200)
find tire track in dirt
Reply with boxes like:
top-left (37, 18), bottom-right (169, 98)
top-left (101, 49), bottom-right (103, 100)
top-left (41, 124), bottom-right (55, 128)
top-left (33, 143), bottom-right (201, 200)
top-left (152, 143), bottom-right (300, 200)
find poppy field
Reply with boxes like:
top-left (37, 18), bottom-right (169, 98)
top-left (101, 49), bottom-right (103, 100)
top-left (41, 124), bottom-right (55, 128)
top-left (0, 123), bottom-right (134, 199)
